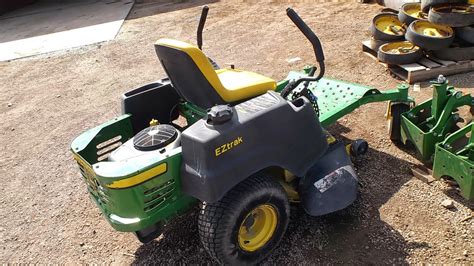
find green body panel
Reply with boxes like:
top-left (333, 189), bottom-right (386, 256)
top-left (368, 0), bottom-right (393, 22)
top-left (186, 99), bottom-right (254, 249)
top-left (400, 81), bottom-right (473, 161)
top-left (432, 123), bottom-right (474, 200)
top-left (71, 114), bottom-right (196, 232)
top-left (282, 71), bottom-right (412, 127)
top-left (71, 114), bottom-right (135, 163)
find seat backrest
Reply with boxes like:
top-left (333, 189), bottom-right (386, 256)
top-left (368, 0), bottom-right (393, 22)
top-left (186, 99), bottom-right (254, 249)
top-left (154, 39), bottom-right (225, 109)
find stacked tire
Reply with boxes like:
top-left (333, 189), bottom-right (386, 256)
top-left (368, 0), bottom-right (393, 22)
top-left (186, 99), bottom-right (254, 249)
top-left (370, 9), bottom-right (424, 65)
top-left (421, 0), bottom-right (474, 60)
top-left (371, 0), bottom-right (474, 64)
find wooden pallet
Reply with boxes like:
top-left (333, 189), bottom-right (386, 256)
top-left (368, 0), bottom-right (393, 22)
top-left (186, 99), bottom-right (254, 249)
top-left (362, 40), bottom-right (474, 84)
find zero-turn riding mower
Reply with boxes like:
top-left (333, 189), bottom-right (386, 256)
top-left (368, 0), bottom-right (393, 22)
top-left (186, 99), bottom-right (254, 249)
top-left (71, 7), bottom-right (413, 264)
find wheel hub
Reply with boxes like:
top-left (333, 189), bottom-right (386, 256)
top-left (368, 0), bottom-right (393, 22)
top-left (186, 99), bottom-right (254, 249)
top-left (238, 204), bottom-right (277, 252)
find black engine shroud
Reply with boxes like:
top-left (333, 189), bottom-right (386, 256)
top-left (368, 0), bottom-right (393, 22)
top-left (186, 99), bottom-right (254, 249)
top-left (180, 91), bottom-right (329, 202)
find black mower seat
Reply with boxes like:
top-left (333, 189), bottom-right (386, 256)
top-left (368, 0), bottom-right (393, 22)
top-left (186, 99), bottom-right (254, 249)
top-left (155, 38), bottom-right (276, 109)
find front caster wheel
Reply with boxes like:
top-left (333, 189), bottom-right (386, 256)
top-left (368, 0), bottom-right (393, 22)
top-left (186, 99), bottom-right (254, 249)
top-left (198, 175), bottom-right (290, 265)
top-left (350, 139), bottom-right (369, 157)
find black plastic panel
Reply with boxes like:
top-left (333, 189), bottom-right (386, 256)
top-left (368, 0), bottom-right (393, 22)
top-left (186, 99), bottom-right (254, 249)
top-left (155, 44), bottom-right (225, 109)
top-left (134, 222), bottom-right (163, 243)
top-left (180, 91), bottom-right (328, 202)
top-left (121, 79), bottom-right (180, 133)
top-left (299, 142), bottom-right (358, 216)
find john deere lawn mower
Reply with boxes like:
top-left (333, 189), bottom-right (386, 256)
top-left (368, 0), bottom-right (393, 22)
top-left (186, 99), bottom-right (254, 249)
top-left (71, 7), bottom-right (413, 264)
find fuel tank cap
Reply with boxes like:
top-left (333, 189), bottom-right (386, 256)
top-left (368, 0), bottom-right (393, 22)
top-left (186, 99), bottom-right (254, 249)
top-left (207, 105), bottom-right (233, 125)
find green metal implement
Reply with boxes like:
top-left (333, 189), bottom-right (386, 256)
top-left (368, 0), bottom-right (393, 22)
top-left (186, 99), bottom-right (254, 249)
top-left (400, 79), bottom-right (474, 161)
top-left (398, 77), bottom-right (474, 200)
top-left (433, 123), bottom-right (474, 200)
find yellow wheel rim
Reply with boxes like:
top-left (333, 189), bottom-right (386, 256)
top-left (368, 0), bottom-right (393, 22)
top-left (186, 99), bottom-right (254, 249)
top-left (413, 21), bottom-right (453, 38)
top-left (380, 41), bottom-right (420, 54)
top-left (374, 15), bottom-right (405, 35)
top-left (238, 204), bottom-right (278, 252)
top-left (402, 3), bottom-right (427, 19)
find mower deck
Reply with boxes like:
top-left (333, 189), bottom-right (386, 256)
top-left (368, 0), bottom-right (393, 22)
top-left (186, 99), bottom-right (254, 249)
top-left (281, 71), bottom-right (412, 127)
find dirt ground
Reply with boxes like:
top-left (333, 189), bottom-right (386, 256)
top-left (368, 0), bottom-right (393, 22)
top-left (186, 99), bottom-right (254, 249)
top-left (1, 0), bottom-right (473, 264)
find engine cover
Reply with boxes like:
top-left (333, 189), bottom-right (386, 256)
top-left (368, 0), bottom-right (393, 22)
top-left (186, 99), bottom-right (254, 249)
top-left (108, 124), bottom-right (181, 162)
top-left (180, 91), bottom-right (328, 202)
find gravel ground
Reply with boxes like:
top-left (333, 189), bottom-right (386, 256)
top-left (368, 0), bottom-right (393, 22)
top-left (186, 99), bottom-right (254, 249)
top-left (0, 0), bottom-right (472, 264)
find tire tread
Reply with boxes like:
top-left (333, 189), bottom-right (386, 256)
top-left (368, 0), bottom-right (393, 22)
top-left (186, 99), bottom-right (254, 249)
top-left (198, 175), bottom-right (287, 264)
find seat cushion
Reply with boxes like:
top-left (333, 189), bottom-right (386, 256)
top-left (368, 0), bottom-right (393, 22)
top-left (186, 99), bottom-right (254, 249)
top-left (155, 39), bottom-right (276, 105)
top-left (216, 68), bottom-right (276, 102)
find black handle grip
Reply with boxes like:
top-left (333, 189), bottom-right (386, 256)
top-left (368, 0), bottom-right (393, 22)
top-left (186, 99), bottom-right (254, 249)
top-left (197, 6), bottom-right (209, 50)
top-left (281, 8), bottom-right (326, 99)
top-left (286, 8), bottom-right (325, 63)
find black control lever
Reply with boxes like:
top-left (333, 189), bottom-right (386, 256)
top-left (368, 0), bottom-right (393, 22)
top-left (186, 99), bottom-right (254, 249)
top-left (286, 8), bottom-right (325, 65)
top-left (282, 8), bottom-right (326, 98)
top-left (197, 6), bottom-right (209, 50)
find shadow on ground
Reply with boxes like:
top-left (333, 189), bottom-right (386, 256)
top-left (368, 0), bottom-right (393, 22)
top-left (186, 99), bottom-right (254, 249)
top-left (0, 0), bottom-right (132, 43)
top-left (126, 0), bottom-right (219, 21)
top-left (131, 122), bottom-right (431, 264)
top-left (0, 0), bottom-right (218, 44)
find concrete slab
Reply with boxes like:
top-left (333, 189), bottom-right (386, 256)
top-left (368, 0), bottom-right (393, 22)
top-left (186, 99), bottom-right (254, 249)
top-left (0, 0), bottom-right (134, 61)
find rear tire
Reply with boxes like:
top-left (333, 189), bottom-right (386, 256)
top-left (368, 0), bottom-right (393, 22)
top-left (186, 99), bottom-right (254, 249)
top-left (428, 4), bottom-right (474, 27)
top-left (371, 13), bottom-right (406, 41)
top-left (405, 20), bottom-right (454, 51)
top-left (377, 41), bottom-right (424, 65)
top-left (421, 0), bottom-right (467, 12)
top-left (398, 3), bottom-right (427, 25)
top-left (198, 175), bottom-right (290, 265)
top-left (456, 26), bottom-right (474, 44)
top-left (388, 103), bottom-right (410, 142)
top-left (432, 46), bottom-right (474, 61)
